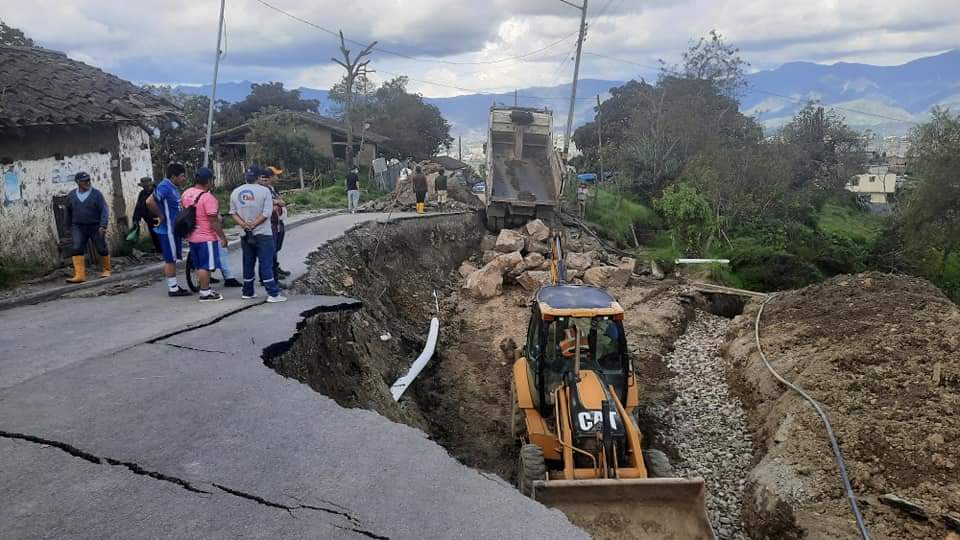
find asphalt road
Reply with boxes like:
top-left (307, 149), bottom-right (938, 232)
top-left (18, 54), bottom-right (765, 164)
top-left (0, 212), bottom-right (586, 539)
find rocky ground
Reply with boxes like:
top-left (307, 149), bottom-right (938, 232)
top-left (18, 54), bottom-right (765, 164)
top-left (655, 312), bottom-right (752, 540)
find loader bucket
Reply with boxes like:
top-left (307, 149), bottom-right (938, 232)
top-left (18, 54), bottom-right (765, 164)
top-left (532, 477), bottom-right (715, 540)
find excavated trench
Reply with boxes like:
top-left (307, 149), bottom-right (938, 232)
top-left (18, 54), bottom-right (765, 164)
top-left (264, 213), bottom-right (755, 537)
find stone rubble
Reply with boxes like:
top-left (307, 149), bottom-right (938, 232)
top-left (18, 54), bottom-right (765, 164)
top-left (654, 312), bottom-right (752, 540)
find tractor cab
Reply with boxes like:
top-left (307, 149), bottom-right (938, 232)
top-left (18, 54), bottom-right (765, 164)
top-left (523, 285), bottom-right (632, 419)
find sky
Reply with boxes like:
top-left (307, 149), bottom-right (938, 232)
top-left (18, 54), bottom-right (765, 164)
top-left (3, 0), bottom-right (959, 97)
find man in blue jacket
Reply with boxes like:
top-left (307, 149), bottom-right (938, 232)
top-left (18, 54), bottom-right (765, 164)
top-left (64, 171), bottom-right (111, 283)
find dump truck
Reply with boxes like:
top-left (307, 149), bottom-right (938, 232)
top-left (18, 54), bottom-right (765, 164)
top-left (484, 106), bottom-right (564, 231)
top-left (509, 236), bottom-right (715, 539)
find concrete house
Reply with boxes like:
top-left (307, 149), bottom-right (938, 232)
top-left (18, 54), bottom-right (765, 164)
top-left (210, 111), bottom-right (389, 186)
top-left (0, 45), bottom-right (179, 265)
top-left (847, 171), bottom-right (897, 211)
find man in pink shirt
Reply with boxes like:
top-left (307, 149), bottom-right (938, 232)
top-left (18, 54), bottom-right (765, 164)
top-left (181, 167), bottom-right (228, 302)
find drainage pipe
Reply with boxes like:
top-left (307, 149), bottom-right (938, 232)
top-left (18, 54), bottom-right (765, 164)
top-left (390, 317), bottom-right (440, 401)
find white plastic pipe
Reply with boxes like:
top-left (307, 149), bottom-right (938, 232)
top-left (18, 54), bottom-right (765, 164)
top-left (675, 258), bottom-right (731, 265)
top-left (390, 317), bottom-right (440, 401)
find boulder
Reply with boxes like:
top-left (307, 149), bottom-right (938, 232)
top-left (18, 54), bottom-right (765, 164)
top-left (566, 237), bottom-right (584, 252)
top-left (524, 219), bottom-right (550, 242)
top-left (583, 266), bottom-right (622, 288)
top-left (492, 251), bottom-right (524, 273)
top-left (480, 234), bottom-right (498, 252)
top-left (482, 250), bottom-right (499, 265)
top-left (526, 238), bottom-right (550, 255)
top-left (523, 253), bottom-right (545, 270)
top-left (495, 229), bottom-right (525, 253)
top-left (517, 271), bottom-right (553, 291)
top-left (458, 261), bottom-right (479, 278)
top-left (566, 251), bottom-right (593, 271)
top-left (463, 263), bottom-right (504, 299)
top-left (610, 257), bottom-right (635, 287)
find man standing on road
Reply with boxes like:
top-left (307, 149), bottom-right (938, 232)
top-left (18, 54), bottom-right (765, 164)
top-left (434, 168), bottom-right (448, 210)
top-left (346, 167), bottom-right (361, 214)
top-left (411, 165), bottom-right (428, 215)
top-left (262, 167), bottom-right (290, 279)
top-left (147, 162), bottom-right (191, 296)
top-left (131, 177), bottom-right (162, 253)
top-left (64, 171), bottom-right (111, 283)
top-left (231, 166), bottom-right (286, 303)
top-left (181, 167), bottom-right (228, 302)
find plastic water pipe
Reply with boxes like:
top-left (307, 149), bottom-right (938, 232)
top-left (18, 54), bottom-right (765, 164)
top-left (390, 317), bottom-right (440, 401)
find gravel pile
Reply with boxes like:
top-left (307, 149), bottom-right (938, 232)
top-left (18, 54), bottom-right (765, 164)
top-left (657, 312), bottom-right (752, 540)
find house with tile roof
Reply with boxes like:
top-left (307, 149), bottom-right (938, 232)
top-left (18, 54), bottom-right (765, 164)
top-left (0, 44), bottom-right (179, 265)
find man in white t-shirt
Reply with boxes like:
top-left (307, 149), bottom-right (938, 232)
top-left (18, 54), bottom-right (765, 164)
top-left (230, 166), bottom-right (286, 303)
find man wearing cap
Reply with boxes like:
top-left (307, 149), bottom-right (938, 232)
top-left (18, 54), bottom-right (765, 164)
top-left (261, 167), bottom-right (290, 279)
top-left (146, 162), bottom-right (191, 296)
top-left (181, 167), bottom-right (228, 302)
top-left (230, 166), bottom-right (286, 303)
top-left (64, 171), bottom-right (111, 283)
top-left (131, 177), bottom-right (162, 253)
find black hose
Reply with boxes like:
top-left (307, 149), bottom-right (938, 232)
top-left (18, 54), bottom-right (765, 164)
top-left (754, 294), bottom-right (870, 540)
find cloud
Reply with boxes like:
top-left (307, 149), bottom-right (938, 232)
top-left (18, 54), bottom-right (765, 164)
top-left (1, 0), bottom-right (957, 97)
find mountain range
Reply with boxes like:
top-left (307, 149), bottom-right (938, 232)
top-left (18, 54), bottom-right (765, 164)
top-left (174, 48), bottom-right (960, 141)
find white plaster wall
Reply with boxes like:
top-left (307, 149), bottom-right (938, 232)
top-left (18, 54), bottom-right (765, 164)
top-left (0, 151), bottom-right (114, 265)
top-left (0, 125), bottom-right (154, 265)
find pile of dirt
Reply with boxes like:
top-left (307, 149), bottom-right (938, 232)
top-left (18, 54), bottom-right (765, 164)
top-left (724, 272), bottom-right (960, 539)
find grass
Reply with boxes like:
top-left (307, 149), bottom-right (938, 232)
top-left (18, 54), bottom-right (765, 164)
top-left (584, 189), bottom-right (660, 246)
top-left (816, 201), bottom-right (884, 245)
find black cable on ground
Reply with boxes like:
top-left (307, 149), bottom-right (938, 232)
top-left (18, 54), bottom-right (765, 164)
top-left (754, 294), bottom-right (871, 540)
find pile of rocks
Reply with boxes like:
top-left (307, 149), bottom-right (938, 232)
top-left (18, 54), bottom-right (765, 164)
top-left (460, 219), bottom-right (638, 300)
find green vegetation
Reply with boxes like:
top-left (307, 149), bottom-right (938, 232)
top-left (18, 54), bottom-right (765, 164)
top-left (816, 201), bottom-right (883, 245)
top-left (0, 260), bottom-right (40, 288)
top-left (584, 189), bottom-right (660, 245)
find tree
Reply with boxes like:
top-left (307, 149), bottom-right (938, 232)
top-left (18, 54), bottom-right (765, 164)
top-left (331, 31), bottom-right (376, 167)
top-left (0, 21), bottom-right (34, 47)
top-left (779, 103), bottom-right (865, 194)
top-left (676, 30), bottom-right (749, 99)
top-left (246, 109), bottom-right (331, 172)
top-left (217, 82), bottom-right (320, 130)
top-left (897, 107), bottom-right (960, 300)
top-left (654, 183), bottom-right (713, 256)
top-left (144, 86), bottom-right (212, 173)
top-left (365, 77), bottom-right (452, 159)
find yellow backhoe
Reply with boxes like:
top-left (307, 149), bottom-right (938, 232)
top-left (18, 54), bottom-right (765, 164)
top-left (510, 235), bottom-right (714, 539)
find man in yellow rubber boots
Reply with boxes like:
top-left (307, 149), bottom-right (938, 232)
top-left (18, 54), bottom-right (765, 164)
top-left (64, 171), bottom-right (111, 283)
top-left (410, 166), bottom-right (428, 214)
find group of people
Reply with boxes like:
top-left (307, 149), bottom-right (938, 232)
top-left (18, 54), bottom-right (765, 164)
top-left (401, 164), bottom-right (449, 215)
top-left (65, 162), bottom-right (290, 303)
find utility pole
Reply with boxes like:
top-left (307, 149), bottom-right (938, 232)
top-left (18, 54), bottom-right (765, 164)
top-left (458, 136), bottom-right (462, 161)
top-left (561, 0), bottom-right (588, 160)
top-left (596, 94), bottom-right (604, 184)
top-left (333, 31), bottom-right (377, 168)
top-left (202, 0), bottom-right (226, 169)
top-left (514, 89), bottom-right (518, 106)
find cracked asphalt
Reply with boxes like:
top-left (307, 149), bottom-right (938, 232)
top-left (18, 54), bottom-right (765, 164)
top-left (0, 212), bottom-right (585, 539)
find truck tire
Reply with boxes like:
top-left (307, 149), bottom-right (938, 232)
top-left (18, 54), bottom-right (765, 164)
top-left (517, 443), bottom-right (547, 497)
top-left (643, 448), bottom-right (675, 478)
top-left (486, 214), bottom-right (504, 232)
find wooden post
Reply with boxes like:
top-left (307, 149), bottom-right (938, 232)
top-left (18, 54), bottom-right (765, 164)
top-left (299, 168), bottom-right (305, 190)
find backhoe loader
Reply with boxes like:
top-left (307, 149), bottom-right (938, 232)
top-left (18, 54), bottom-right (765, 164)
top-left (510, 235), bottom-right (714, 539)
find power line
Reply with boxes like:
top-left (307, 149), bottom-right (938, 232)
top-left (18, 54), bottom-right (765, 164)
top-left (583, 51), bottom-right (659, 71)
top-left (254, 0), bottom-right (579, 66)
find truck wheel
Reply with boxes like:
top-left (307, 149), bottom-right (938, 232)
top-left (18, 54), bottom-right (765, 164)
top-left (644, 448), bottom-right (675, 478)
top-left (517, 444), bottom-right (547, 497)
top-left (486, 214), bottom-right (503, 232)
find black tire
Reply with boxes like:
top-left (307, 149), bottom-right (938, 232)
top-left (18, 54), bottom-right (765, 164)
top-left (517, 443), bottom-right (547, 497)
top-left (184, 253), bottom-right (199, 293)
top-left (644, 448), bottom-right (675, 478)
top-left (486, 213), bottom-right (504, 232)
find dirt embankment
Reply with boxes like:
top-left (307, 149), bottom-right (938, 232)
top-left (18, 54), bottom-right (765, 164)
top-left (725, 272), bottom-right (960, 539)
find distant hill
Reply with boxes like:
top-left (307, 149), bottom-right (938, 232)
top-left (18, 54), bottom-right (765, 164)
top-left (173, 49), bottom-right (960, 140)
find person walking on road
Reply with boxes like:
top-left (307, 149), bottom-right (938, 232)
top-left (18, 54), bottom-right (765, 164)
top-left (230, 166), bottom-right (286, 303)
top-left (146, 162), bottom-right (192, 296)
top-left (64, 171), bottom-right (111, 283)
top-left (411, 166), bottom-right (428, 215)
top-left (131, 177), bottom-right (162, 253)
top-left (181, 167), bottom-right (228, 302)
top-left (434, 168), bottom-right (448, 210)
top-left (346, 167), bottom-right (361, 213)
top-left (576, 181), bottom-right (589, 218)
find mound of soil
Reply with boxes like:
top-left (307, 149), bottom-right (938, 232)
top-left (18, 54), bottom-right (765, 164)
top-left (725, 272), bottom-right (960, 539)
